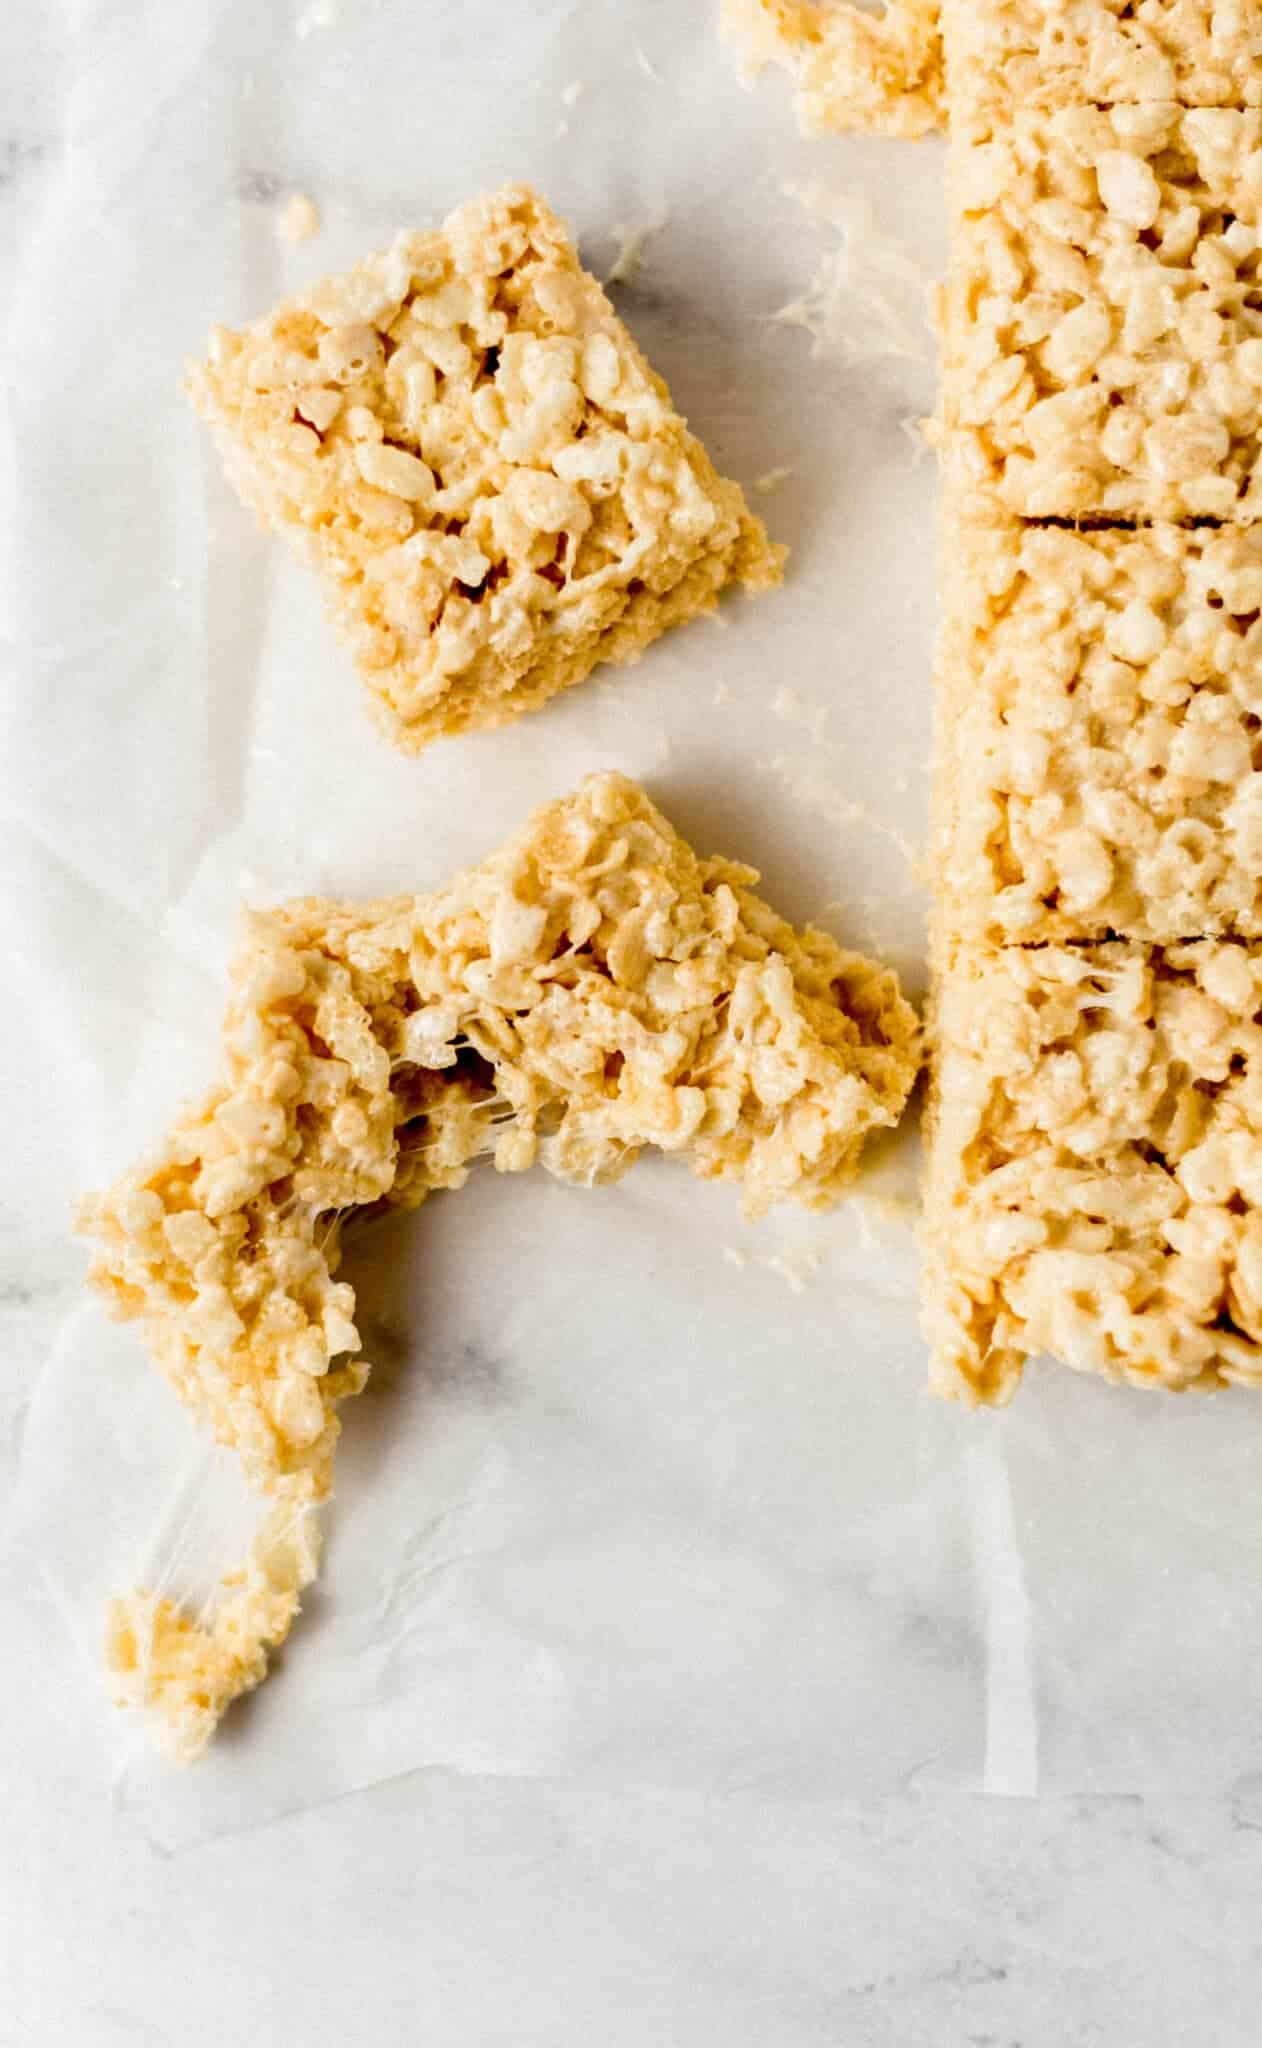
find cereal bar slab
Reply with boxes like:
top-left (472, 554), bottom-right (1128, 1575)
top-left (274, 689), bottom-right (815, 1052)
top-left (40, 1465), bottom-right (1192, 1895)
top-left (935, 520), bottom-right (1262, 945)
top-left (944, 0), bottom-right (1262, 126)
top-left (189, 186), bottom-right (783, 752)
top-left (83, 772), bottom-right (919, 1754)
top-left (722, 0), bottom-right (944, 140)
top-left (925, 939), bottom-right (1262, 1405)
top-left (942, 104), bottom-right (1262, 521)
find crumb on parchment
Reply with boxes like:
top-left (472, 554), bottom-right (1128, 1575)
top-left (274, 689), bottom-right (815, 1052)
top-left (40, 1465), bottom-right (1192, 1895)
top-left (604, 217), bottom-right (665, 289)
top-left (772, 684), bottom-right (829, 743)
top-left (278, 192), bottom-right (320, 244)
top-left (83, 774), bottom-right (921, 1759)
top-left (295, 0), bottom-right (337, 37)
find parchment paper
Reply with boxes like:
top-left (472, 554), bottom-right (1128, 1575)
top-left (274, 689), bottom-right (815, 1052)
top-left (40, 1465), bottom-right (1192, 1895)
top-left (6, 0), bottom-right (1262, 1850)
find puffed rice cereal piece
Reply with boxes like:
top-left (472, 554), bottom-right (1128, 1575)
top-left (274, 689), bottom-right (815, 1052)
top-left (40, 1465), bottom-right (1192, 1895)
top-left (189, 185), bottom-right (783, 751)
top-left (944, 0), bottom-right (1262, 126)
top-left (942, 104), bottom-right (1262, 521)
top-left (722, 0), bottom-right (944, 139)
top-left (925, 938), bottom-right (1262, 1405)
top-left (82, 773), bottom-right (920, 1755)
top-left (934, 520), bottom-right (1262, 945)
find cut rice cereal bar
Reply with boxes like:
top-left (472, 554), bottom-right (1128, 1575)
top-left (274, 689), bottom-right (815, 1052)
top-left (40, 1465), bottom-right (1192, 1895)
top-left (925, 938), bottom-right (1262, 1405)
top-left (722, 0), bottom-right (944, 139)
top-left (189, 185), bottom-right (783, 752)
top-left (941, 104), bottom-right (1262, 521)
top-left (83, 773), bottom-right (921, 1758)
top-left (943, 0), bottom-right (1262, 126)
top-left (934, 520), bottom-right (1262, 946)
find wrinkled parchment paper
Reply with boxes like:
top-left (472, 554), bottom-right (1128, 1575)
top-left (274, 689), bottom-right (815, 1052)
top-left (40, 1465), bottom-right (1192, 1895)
top-left (7, 0), bottom-right (1262, 1850)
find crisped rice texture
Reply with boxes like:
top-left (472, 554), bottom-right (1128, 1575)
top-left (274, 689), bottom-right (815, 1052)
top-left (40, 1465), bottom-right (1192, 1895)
top-left (103, 1506), bottom-right (321, 1765)
top-left (944, 0), bottom-right (1262, 125)
top-left (189, 185), bottom-right (783, 752)
top-left (925, 940), bottom-right (1262, 1406)
top-left (82, 773), bottom-right (920, 1755)
top-left (942, 104), bottom-right (1262, 522)
top-left (722, 0), bottom-right (944, 140)
top-left (935, 521), bottom-right (1262, 946)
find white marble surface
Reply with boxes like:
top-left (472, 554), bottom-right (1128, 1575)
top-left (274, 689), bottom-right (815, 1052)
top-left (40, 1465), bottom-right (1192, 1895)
top-left (5, 1), bottom-right (1262, 2038)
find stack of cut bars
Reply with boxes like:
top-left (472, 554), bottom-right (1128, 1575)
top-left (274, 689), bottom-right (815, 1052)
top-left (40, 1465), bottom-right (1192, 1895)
top-left (926, 0), bottom-right (1262, 1402)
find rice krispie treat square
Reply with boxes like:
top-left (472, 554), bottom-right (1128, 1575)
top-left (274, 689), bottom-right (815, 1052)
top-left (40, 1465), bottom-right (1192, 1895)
top-left (722, 0), bottom-right (944, 140)
top-left (934, 520), bottom-right (1262, 946)
top-left (943, 0), bottom-right (1262, 125)
top-left (925, 938), bottom-right (1262, 1405)
top-left (941, 104), bottom-right (1262, 521)
top-left (189, 186), bottom-right (783, 751)
top-left (83, 772), bottom-right (920, 1756)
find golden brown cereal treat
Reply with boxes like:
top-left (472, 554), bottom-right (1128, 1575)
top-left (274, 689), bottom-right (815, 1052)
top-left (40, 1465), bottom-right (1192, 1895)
top-left (722, 0), bottom-right (944, 139)
top-left (934, 521), bottom-right (1262, 946)
top-left (83, 775), bottom-right (920, 1752)
top-left (943, 0), bottom-right (1262, 126)
top-left (104, 1505), bottom-right (320, 1764)
top-left (924, 938), bottom-right (1262, 1405)
top-left (941, 104), bottom-right (1262, 521)
top-left (188, 186), bottom-right (783, 752)
top-left (83, 772), bottom-right (920, 1498)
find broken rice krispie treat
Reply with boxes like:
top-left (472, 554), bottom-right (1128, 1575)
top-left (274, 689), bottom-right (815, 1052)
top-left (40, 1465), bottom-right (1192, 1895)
top-left (935, 521), bottom-right (1262, 945)
top-left (105, 1505), bottom-right (321, 1767)
top-left (942, 104), bottom-right (1262, 521)
top-left (722, 0), bottom-right (944, 140)
top-left (83, 773), bottom-right (921, 1756)
top-left (189, 185), bottom-right (783, 751)
top-left (924, 938), bottom-right (1262, 1405)
top-left (943, 0), bottom-right (1262, 126)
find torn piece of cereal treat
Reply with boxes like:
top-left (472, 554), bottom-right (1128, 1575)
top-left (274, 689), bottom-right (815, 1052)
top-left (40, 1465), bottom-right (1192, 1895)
top-left (935, 521), bottom-right (1262, 946)
top-left (83, 770), bottom-right (920, 1499)
top-left (942, 104), bottom-right (1262, 521)
top-left (944, 0), bottom-right (1262, 126)
top-left (104, 1505), bottom-right (320, 1765)
top-left (723, 0), bottom-right (944, 139)
top-left (188, 185), bottom-right (783, 751)
top-left (82, 773), bottom-right (920, 1754)
top-left (925, 939), bottom-right (1262, 1406)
